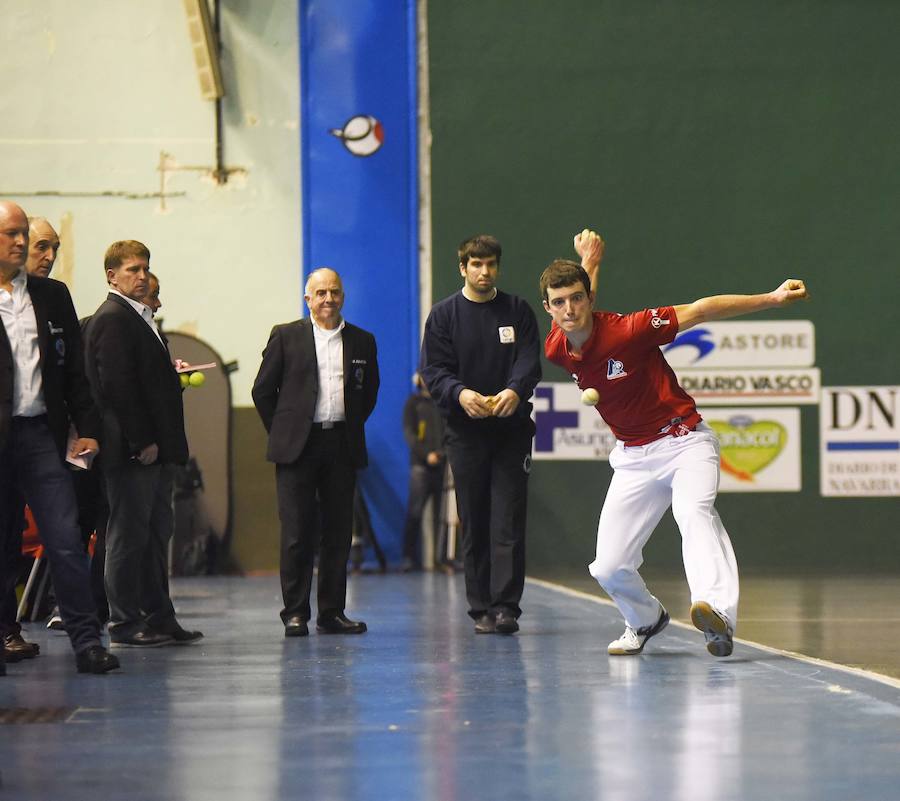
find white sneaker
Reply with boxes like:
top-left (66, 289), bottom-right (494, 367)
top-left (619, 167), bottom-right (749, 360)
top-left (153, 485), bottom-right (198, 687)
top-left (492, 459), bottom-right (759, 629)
top-left (47, 613), bottom-right (65, 632)
top-left (690, 601), bottom-right (734, 657)
top-left (607, 606), bottom-right (670, 655)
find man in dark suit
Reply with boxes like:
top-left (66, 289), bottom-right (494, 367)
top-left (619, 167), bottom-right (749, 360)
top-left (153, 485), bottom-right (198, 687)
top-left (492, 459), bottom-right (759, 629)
top-left (84, 240), bottom-right (201, 647)
top-left (0, 200), bottom-right (118, 674)
top-left (253, 267), bottom-right (379, 637)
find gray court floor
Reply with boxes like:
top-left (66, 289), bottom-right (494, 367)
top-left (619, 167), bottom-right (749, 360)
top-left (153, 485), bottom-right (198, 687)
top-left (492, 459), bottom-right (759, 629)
top-left (1, 573), bottom-right (899, 801)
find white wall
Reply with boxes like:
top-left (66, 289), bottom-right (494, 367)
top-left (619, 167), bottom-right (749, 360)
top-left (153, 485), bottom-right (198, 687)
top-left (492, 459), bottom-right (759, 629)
top-left (0, 0), bottom-right (301, 405)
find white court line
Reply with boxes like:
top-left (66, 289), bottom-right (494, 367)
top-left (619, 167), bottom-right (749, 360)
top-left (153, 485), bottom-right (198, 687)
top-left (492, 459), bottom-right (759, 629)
top-left (526, 576), bottom-right (900, 691)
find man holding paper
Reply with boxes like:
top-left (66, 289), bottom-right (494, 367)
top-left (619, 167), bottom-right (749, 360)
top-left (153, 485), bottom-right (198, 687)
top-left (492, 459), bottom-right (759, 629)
top-left (0, 200), bottom-right (118, 674)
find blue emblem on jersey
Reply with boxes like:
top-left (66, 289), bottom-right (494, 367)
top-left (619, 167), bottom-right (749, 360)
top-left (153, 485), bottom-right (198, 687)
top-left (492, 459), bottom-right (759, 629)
top-left (607, 358), bottom-right (627, 380)
top-left (663, 328), bottom-right (715, 363)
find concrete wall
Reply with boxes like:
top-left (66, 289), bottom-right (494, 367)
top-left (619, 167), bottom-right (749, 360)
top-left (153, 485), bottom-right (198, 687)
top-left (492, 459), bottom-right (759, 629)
top-left (2, 1), bottom-right (300, 571)
top-left (1, 0), bottom-right (301, 407)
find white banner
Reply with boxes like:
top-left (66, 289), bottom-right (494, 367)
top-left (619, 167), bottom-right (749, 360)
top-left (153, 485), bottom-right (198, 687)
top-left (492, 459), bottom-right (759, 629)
top-left (533, 383), bottom-right (615, 461)
top-left (702, 407), bottom-right (802, 492)
top-left (820, 386), bottom-right (900, 497)
top-left (675, 368), bottom-right (820, 405)
top-left (533, 384), bottom-right (802, 494)
top-left (662, 321), bottom-right (815, 368)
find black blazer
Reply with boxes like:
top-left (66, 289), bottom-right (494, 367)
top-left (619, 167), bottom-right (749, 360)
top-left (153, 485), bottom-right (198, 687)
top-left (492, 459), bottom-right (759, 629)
top-left (0, 275), bottom-right (99, 456)
top-left (252, 318), bottom-right (379, 467)
top-left (84, 293), bottom-right (188, 466)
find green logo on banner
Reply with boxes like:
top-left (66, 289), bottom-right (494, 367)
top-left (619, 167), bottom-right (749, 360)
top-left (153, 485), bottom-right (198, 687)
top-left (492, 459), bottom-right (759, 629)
top-left (708, 416), bottom-right (787, 482)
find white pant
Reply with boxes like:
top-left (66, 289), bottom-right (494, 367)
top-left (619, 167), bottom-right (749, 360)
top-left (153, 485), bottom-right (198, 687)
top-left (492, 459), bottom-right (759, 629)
top-left (588, 423), bottom-right (739, 631)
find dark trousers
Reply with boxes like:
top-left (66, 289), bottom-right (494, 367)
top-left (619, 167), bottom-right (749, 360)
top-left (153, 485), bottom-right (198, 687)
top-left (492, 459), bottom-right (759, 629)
top-left (0, 504), bottom-right (27, 638)
top-left (276, 427), bottom-right (356, 623)
top-left (0, 416), bottom-right (101, 652)
top-left (402, 464), bottom-right (445, 566)
top-left (445, 418), bottom-right (533, 620)
top-left (73, 465), bottom-right (110, 621)
top-left (103, 461), bottom-right (177, 634)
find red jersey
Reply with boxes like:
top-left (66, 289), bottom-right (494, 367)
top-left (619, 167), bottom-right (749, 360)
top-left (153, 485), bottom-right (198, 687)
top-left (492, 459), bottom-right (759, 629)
top-left (545, 307), bottom-right (701, 446)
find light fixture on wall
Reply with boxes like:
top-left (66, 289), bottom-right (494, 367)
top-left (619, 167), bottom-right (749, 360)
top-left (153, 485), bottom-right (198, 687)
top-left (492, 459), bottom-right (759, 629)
top-left (182, 0), bottom-right (224, 101)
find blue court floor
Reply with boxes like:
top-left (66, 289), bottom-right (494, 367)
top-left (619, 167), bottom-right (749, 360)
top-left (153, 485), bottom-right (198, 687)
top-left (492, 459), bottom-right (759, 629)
top-left (2, 573), bottom-right (899, 801)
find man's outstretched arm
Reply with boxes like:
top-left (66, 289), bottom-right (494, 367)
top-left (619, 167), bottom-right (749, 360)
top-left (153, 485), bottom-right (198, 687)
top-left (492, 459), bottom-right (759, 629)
top-left (674, 279), bottom-right (810, 332)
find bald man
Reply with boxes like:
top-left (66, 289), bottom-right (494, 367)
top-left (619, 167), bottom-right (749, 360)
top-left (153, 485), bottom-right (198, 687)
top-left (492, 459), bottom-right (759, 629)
top-left (0, 200), bottom-right (118, 674)
top-left (25, 217), bottom-right (61, 278)
top-left (252, 268), bottom-right (379, 637)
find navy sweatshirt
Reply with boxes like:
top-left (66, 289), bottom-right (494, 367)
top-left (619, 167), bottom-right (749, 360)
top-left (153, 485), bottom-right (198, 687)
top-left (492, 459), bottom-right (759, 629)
top-left (419, 290), bottom-right (542, 422)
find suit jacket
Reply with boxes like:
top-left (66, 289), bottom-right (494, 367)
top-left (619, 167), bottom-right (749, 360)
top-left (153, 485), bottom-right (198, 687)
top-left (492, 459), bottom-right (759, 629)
top-left (252, 318), bottom-right (379, 467)
top-left (84, 293), bottom-right (188, 467)
top-left (0, 274), bottom-right (99, 456)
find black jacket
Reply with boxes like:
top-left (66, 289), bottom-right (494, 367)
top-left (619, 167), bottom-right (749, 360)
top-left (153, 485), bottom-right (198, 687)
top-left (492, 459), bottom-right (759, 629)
top-left (84, 293), bottom-right (188, 466)
top-left (402, 392), bottom-right (444, 466)
top-left (0, 274), bottom-right (99, 456)
top-left (252, 318), bottom-right (379, 467)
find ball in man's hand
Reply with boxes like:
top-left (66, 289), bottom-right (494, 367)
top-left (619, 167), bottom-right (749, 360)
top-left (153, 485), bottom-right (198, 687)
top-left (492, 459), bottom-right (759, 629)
top-left (189, 371), bottom-right (206, 387)
top-left (180, 373), bottom-right (190, 388)
top-left (581, 388), bottom-right (600, 405)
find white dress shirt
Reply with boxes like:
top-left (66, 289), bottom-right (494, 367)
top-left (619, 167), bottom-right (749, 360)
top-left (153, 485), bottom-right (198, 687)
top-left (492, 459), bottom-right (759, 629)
top-left (312, 318), bottom-right (346, 423)
top-left (0, 269), bottom-right (47, 417)
top-left (110, 288), bottom-right (166, 349)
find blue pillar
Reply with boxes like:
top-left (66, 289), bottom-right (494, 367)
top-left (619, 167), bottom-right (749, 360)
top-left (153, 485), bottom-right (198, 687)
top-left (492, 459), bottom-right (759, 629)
top-left (300, 0), bottom-right (419, 562)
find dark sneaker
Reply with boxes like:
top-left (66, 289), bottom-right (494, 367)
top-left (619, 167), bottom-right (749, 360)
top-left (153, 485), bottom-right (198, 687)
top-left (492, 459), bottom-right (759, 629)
top-left (473, 613), bottom-right (495, 634)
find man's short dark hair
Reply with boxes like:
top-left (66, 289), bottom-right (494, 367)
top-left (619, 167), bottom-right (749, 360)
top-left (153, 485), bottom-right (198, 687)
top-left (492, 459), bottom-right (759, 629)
top-left (539, 259), bottom-right (591, 302)
top-left (458, 235), bottom-right (501, 267)
top-left (104, 240), bottom-right (150, 272)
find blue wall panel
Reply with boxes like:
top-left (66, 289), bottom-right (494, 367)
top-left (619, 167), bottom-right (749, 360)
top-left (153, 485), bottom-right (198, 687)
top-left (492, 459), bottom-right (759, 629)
top-left (300, 1), bottom-right (418, 563)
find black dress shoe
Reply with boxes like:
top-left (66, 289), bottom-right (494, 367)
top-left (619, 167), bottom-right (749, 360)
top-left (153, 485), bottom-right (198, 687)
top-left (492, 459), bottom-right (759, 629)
top-left (76, 646), bottom-right (121, 674)
top-left (158, 623), bottom-right (204, 644)
top-left (316, 613), bottom-right (367, 635)
top-left (494, 610), bottom-right (520, 635)
top-left (5, 633), bottom-right (40, 659)
top-left (109, 629), bottom-right (173, 647)
top-left (474, 613), bottom-right (496, 634)
top-left (284, 616), bottom-right (309, 638)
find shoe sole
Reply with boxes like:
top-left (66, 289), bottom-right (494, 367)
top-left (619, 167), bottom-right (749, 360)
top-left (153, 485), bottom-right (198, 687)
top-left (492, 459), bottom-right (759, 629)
top-left (109, 639), bottom-right (174, 648)
top-left (77, 663), bottom-right (121, 674)
top-left (608, 609), bottom-right (670, 655)
top-left (690, 601), bottom-right (734, 657)
top-left (315, 626), bottom-right (367, 635)
top-left (284, 629), bottom-right (308, 638)
top-left (474, 626), bottom-right (495, 634)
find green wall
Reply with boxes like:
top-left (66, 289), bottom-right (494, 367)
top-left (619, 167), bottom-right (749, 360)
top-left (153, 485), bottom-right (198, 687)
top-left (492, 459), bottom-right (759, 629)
top-left (428, 1), bottom-right (900, 573)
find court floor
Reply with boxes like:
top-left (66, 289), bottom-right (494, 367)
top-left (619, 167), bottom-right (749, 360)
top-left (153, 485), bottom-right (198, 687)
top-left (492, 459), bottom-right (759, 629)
top-left (1, 572), bottom-right (899, 801)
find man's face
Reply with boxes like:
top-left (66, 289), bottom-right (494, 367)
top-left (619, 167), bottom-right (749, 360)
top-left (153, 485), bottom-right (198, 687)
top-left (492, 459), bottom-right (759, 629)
top-left (108, 255), bottom-right (151, 302)
top-left (25, 219), bottom-right (60, 277)
top-left (543, 282), bottom-right (595, 334)
top-left (305, 269), bottom-right (344, 329)
top-left (0, 205), bottom-right (29, 272)
top-left (145, 277), bottom-right (161, 314)
top-left (460, 255), bottom-right (499, 297)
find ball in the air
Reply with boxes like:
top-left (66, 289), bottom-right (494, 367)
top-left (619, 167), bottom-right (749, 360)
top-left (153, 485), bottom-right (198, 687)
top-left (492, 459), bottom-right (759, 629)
top-left (581, 388), bottom-right (600, 405)
top-left (180, 373), bottom-right (190, 388)
top-left (189, 371), bottom-right (206, 387)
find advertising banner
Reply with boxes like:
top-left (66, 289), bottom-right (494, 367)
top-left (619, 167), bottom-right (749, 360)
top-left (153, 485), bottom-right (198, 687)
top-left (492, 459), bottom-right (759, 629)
top-left (675, 368), bottom-right (820, 405)
top-left (662, 321), bottom-right (815, 368)
top-left (701, 407), bottom-right (801, 492)
top-left (820, 386), bottom-right (900, 497)
top-left (533, 384), bottom-right (802, 495)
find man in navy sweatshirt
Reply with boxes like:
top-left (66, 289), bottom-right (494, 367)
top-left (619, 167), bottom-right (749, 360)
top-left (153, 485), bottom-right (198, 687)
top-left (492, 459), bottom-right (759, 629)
top-left (420, 235), bottom-right (541, 634)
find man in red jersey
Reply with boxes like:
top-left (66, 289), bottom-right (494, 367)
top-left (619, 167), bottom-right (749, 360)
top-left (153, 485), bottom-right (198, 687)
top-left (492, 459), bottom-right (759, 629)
top-left (541, 231), bottom-right (808, 657)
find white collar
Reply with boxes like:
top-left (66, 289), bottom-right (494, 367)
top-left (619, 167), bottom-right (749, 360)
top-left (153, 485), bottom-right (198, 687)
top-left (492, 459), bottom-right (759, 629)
top-left (110, 288), bottom-right (151, 318)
